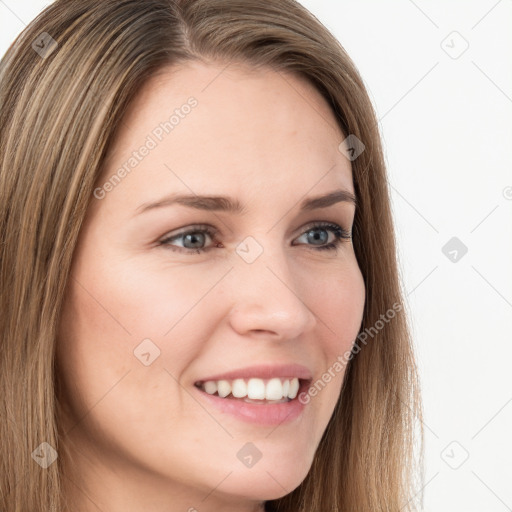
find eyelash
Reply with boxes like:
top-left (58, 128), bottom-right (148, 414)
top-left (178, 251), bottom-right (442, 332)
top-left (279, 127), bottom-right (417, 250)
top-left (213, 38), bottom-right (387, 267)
top-left (158, 222), bottom-right (352, 255)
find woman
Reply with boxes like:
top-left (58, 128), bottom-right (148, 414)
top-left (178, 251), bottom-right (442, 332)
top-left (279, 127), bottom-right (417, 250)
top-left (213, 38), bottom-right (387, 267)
top-left (0, 0), bottom-right (423, 510)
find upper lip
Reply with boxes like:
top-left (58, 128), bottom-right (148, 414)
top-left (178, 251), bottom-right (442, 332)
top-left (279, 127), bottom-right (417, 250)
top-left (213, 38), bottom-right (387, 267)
top-left (195, 363), bottom-right (313, 384)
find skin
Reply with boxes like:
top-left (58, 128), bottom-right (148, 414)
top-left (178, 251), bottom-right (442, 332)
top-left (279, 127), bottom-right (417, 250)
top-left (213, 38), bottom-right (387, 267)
top-left (56, 60), bottom-right (366, 512)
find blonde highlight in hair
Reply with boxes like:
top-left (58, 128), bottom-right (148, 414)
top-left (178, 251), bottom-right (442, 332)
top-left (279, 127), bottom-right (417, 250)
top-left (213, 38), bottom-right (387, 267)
top-left (0, 1), bottom-right (423, 510)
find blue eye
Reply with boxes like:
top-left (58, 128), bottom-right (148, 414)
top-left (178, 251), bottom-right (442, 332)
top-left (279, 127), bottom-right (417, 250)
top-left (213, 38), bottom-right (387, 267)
top-left (159, 225), bottom-right (218, 254)
top-left (159, 222), bottom-right (351, 254)
top-left (293, 222), bottom-right (352, 251)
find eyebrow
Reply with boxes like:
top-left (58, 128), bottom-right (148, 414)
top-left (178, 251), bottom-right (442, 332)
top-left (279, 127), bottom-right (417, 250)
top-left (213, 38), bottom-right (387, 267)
top-left (134, 188), bottom-right (357, 216)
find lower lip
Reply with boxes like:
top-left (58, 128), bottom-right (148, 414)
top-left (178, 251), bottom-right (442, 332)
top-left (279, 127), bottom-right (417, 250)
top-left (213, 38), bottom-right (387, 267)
top-left (194, 380), bottom-right (310, 426)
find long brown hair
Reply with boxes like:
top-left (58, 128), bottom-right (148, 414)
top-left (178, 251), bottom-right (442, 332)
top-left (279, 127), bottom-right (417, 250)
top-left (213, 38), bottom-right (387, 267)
top-left (0, 1), bottom-right (423, 510)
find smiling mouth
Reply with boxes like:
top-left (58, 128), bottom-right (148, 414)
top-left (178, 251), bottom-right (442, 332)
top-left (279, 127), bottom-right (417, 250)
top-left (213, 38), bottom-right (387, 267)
top-left (194, 377), bottom-right (308, 404)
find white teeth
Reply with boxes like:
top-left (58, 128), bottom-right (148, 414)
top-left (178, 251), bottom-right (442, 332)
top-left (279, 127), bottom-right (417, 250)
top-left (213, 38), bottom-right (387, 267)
top-left (282, 379), bottom-right (290, 397)
top-left (247, 378), bottom-right (266, 399)
top-left (217, 380), bottom-right (231, 398)
top-left (288, 377), bottom-right (299, 399)
top-left (198, 377), bottom-right (301, 400)
top-left (265, 378), bottom-right (284, 400)
top-left (204, 381), bottom-right (218, 395)
top-left (231, 378), bottom-right (247, 398)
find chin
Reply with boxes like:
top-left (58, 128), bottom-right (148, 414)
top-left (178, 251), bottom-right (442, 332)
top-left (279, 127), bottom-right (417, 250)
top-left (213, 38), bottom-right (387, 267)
top-left (218, 458), bottom-right (312, 501)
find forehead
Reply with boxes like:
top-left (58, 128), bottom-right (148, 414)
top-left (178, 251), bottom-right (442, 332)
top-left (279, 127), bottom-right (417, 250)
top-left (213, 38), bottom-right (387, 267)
top-left (97, 60), bottom-right (354, 211)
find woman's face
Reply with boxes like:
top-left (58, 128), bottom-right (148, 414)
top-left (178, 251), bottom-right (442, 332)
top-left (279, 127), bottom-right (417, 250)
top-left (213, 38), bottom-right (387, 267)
top-left (57, 60), bottom-right (365, 512)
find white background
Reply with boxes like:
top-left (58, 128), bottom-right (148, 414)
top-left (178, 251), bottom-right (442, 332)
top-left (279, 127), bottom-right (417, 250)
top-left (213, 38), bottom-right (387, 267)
top-left (1, 1), bottom-right (511, 510)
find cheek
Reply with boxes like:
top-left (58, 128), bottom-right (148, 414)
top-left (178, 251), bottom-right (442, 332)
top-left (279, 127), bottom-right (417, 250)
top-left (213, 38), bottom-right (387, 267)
top-left (56, 254), bottom-right (206, 451)
top-left (56, 249), bottom-right (229, 404)
top-left (87, 250), bottom-right (231, 338)
top-left (302, 261), bottom-right (365, 394)
top-left (276, 262), bottom-right (364, 434)
top-left (61, 240), bottom-right (364, 372)
top-left (308, 261), bottom-right (365, 347)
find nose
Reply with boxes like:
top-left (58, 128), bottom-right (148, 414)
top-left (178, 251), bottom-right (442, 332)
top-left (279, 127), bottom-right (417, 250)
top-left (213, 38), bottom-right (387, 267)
top-left (226, 245), bottom-right (317, 341)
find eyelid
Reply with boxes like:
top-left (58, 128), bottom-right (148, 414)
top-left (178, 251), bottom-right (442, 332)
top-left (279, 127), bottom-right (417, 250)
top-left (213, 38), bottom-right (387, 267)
top-left (300, 221), bottom-right (352, 239)
top-left (159, 223), bottom-right (218, 245)
top-left (158, 220), bottom-right (352, 253)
